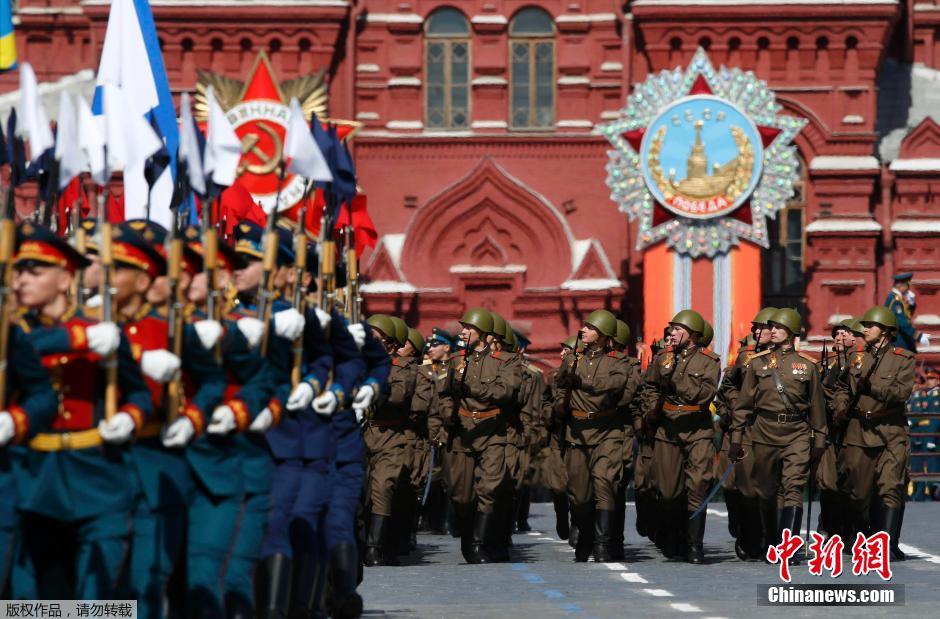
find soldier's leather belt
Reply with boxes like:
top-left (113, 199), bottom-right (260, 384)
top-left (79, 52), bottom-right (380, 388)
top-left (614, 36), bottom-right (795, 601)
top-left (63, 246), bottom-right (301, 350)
top-left (662, 403), bottom-right (701, 414)
top-left (571, 409), bottom-right (615, 420)
top-left (757, 410), bottom-right (805, 424)
top-left (459, 407), bottom-right (500, 421)
top-left (856, 408), bottom-right (903, 421)
top-left (29, 429), bottom-right (103, 452)
top-left (138, 421), bottom-right (164, 439)
top-left (369, 418), bottom-right (408, 428)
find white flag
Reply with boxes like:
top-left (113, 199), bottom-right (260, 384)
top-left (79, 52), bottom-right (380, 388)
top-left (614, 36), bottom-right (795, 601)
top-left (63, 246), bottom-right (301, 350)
top-left (285, 97), bottom-right (333, 183)
top-left (178, 92), bottom-right (206, 196)
top-left (100, 83), bottom-right (162, 214)
top-left (76, 95), bottom-right (106, 185)
top-left (203, 86), bottom-right (241, 189)
top-left (18, 62), bottom-right (55, 163)
top-left (54, 93), bottom-right (85, 191)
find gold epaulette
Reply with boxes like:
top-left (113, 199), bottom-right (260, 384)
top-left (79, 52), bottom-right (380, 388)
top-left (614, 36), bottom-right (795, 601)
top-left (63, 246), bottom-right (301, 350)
top-left (797, 351), bottom-right (818, 364)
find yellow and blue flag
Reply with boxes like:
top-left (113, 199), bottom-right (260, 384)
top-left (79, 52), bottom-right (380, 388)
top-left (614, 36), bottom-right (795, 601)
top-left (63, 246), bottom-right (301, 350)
top-left (0, 0), bottom-right (16, 72)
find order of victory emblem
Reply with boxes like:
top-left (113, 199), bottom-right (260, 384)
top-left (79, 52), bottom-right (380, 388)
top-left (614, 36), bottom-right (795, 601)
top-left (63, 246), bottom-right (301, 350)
top-left (600, 48), bottom-right (807, 258)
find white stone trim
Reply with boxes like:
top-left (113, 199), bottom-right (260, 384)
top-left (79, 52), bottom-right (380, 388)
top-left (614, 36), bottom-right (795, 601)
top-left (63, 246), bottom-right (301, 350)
top-left (471, 76), bottom-right (508, 86)
top-left (356, 64), bottom-right (380, 73)
top-left (360, 281), bottom-right (417, 294)
top-left (915, 3), bottom-right (940, 11)
top-left (555, 13), bottom-right (618, 23)
top-left (556, 120), bottom-right (594, 128)
top-left (842, 114), bottom-right (864, 124)
top-left (19, 6), bottom-right (83, 13)
top-left (915, 314), bottom-right (940, 326)
top-left (355, 111), bottom-right (379, 120)
top-left (600, 62), bottom-right (623, 72)
top-left (388, 77), bottom-right (421, 87)
top-left (809, 155), bottom-right (880, 171)
top-left (569, 239), bottom-right (619, 280)
top-left (805, 218), bottom-right (883, 232)
top-left (891, 219), bottom-right (940, 233)
top-left (449, 264), bottom-right (527, 274)
top-left (471, 120), bottom-right (508, 129)
top-left (600, 111), bottom-right (622, 120)
top-left (557, 76), bottom-right (590, 86)
top-left (560, 279), bottom-right (623, 291)
top-left (828, 314), bottom-right (854, 325)
top-left (471, 15), bottom-right (508, 25)
top-left (889, 158), bottom-right (940, 172)
top-left (364, 12), bottom-right (423, 24)
top-left (385, 120), bottom-right (423, 130)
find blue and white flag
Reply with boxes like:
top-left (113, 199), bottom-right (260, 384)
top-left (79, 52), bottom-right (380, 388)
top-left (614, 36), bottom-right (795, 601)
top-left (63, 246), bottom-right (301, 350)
top-left (94, 0), bottom-right (178, 228)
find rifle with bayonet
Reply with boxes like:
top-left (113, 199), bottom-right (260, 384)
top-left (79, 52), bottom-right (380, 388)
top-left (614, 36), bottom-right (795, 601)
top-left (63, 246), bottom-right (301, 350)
top-left (258, 162), bottom-right (287, 357)
top-left (164, 210), bottom-right (185, 425)
top-left (97, 154), bottom-right (118, 421)
top-left (290, 184), bottom-right (311, 388)
top-left (201, 192), bottom-right (221, 362)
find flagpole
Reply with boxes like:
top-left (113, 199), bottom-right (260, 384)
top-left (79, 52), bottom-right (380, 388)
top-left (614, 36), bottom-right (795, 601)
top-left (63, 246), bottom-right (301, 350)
top-left (98, 144), bottom-right (118, 421)
top-left (258, 160), bottom-right (287, 357)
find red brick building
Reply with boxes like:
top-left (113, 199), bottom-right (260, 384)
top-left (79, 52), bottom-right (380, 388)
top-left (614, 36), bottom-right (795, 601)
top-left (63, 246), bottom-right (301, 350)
top-left (5, 0), bottom-right (940, 361)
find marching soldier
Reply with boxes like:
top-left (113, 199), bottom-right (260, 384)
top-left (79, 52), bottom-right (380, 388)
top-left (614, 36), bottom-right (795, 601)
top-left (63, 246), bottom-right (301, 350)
top-left (397, 326), bottom-right (430, 556)
top-left (729, 309), bottom-right (827, 556)
top-left (833, 306), bottom-right (915, 560)
top-left (641, 310), bottom-right (719, 564)
top-left (419, 328), bottom-right (455, 533)
top-left (555, 310), bottom-right (631, 562)
top-left (438, 308), bottom-right (520, 564)
top-left (909, 368), bottom-right (940, 501)
top-left (513, 330), bottom-right (543, 535)
top-left (544, 336), bottom-right (576, 541)
top-left (11, 222), bottom-right (153, 599)
top-left (610, 319), bottom-right (641, 561)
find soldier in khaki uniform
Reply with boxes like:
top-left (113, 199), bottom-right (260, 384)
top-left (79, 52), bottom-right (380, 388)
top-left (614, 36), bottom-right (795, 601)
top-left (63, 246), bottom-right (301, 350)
top-left (555, 310), bottom-right (631, 562)
top-left (513, 331), bottom-right (543, 534)
top-left (609, 320), bottom-right (641, 561)
top-left (396, 327), bottom-right (430, 555)
top-left (641, 310), bottom-right (720, 564)
top-left (832, 307), bottom-right (915, 560)
top-left (817, 318), bottom-right (863, 541)
top-left (543, 336), bottom-right (577, 541)
top-left (716, 307), bottom-right (776, 560)
top-left (362, 315), bottom-right (419, 566)
top-left (729, 309), bottom-right (827, 555)
top-left (632, 337), bottom-right (667, 545)
top-left (438, 308), bottom-right (522, 563)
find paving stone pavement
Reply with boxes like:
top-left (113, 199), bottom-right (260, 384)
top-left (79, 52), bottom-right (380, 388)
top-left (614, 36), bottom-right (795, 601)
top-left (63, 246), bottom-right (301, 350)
top-left (358, 501), bottom-right (940, 618)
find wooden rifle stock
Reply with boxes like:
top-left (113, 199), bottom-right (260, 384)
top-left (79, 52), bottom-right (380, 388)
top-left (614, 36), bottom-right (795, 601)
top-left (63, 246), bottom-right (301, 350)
top-left (0, 218), bottom-right (14, 410)
top-left (165, 236), bottom-right (185, 424)
top-left (290, 197), bottom-right (309, 388)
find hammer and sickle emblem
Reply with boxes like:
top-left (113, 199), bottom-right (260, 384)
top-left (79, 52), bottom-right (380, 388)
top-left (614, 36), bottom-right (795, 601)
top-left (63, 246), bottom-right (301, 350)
top-left (238, 123), bottom-right (283, 176)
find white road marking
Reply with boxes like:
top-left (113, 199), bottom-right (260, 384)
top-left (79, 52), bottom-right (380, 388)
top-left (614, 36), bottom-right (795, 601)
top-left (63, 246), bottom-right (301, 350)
top-left (620, 572), bottom-right (649, 583)
top-left (899, 543), bottom-right (940, 565)
top-left (706, 508), bottom-right (728, 518)
top-left (604, 562), bottom-right (627, 571)
top-left (538, 537), bottom-right (556, 541)
top-left (527, 532), bottom-right (542, 536)
top-left (642, 588), bottom-right (674, 597)
top-left (670, 603), bottom-right (703, 612)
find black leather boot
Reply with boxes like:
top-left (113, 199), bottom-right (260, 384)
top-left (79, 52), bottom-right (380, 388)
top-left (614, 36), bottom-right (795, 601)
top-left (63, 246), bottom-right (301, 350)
top-left (612, 493), bottom-right (626, 561)
top-left (256, 554), bottom-right (292, 619)
top-left (778, 506), bottom-right (803, 564)
top-left (517, 486), bottom-right (532, 532)
top-left (329, 543), bottom-right (364, 619)
top-left (687, 510), bottom-right (706, 565)
top-left (725, 489), bottom-right (742, 538)
top-left (454, 503), bottom-right (474, 562)
top-left (759, 500), bottom-right (779, 559)
top-left (592, 510), bottom-right (615, 563)
top-left (882, 506), bottom-right (906, 561)
top-left (573, 506), bottom-right (595, 562)
top-left (468, 511), bottom-right (492, 564)
top-left (287, 554), bottom-right (324, 619)
top-left (363, 514), bottom-right (389, 567)
top-left (553, 494), bottom-right (570, 540)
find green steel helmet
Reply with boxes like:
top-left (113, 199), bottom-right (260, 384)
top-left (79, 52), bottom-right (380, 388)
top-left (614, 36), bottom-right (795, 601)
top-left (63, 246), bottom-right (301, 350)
top-left (406, 328), bottom-right (425, 353)
top-left (700, 321), bottom-right (714, 347)
top-left (490, 312), bottom-right (507, 339)
top-left (388, 316), bottom-right (409, 346)
top-left (460, 307), bottom-right (494, 335)
top-left (860, 306), bottom-right (898, 331)
top-left (561, 335), bottom-right (578, 350)
top-left (584, 309), bottom-right (618, 338)
top-left (504, 329), bottom-right (518, 352)
top-left (670, 309), bottom-right (705, 336)
top-left (752, 307), bottom-right (779, 326)
top-left (832, 317), bottom-right (864, 337)
top-left (769, 308), bottom-right (802, 335)
top-left (500, 317), bottom-right (515, 343)
top-left (366, 314), bottom-right (396, 340)
top-left (613, 320), bottom-right (631, 347)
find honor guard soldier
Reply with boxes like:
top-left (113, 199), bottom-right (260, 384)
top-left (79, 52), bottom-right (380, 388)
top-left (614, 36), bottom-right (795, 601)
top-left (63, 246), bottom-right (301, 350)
top-left (183, 226), bottom-right (274, 617)
top-left (716, 307), bottom-right (776, 560)
top-left (114, 222), bottom-right (226, 618)
top-left (833, 306), bottom-right (915, 560)
top-left (909, 368), bottom-right (940, 501)
top-left (554, 310), bottom-right (630, 562)
top-left (11, 222), bottom-right (153, 599)
top-left (885, 272), bottom-right (927, 353)
top-left (438, 308), bottom-right (519, 564)
top-left (419, 328), bottom-right (455, 533)
top-left (641, 309), bottom-right (720, 564)
top-left (729, 309), bottom-right (827, 557)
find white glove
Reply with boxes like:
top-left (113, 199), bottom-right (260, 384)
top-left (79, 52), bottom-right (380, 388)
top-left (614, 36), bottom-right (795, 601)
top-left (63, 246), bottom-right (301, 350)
top-left (927, 441), bottom-right (937, 451)
top-left (314, 307), bottom-right (332, 330)
top-left (352, 384), bottom-right (374, 412)
top-left (97, 412), bottom-right (136, 444)
top-left (313, 391), bottom-right (338, 417)
top-left (286, 382), bottom-right (315, 411)
top-left (250, 407), bottom-right (274, 433)
top-left (141, 349), bottom-right (182, 383)
top-left (355, 407), bottom-right (365, 425)
top-left (348, 323), bottom-right (366, 350)
top-left (194, 320), bottom-right (223, 350)
top-left (85, 294), bottom-right (103, 308)
top-left (87, 322), bottom-right (121, 356)
top-left (161, 416), bottom-right (196, 448)
top-left (274, 308), bottom-right (306, 340)
top-left (919, 333), bottom-right (931, 347)
top-left (0, 412), bottom-right (15, 446)
top-left (207, 405), bottom-right (237, 435)
top-left (237, 317), bottom-right (265, 349)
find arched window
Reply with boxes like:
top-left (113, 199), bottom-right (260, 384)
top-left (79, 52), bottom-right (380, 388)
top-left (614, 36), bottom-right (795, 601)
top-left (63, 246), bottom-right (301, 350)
top-left (762, 155), bottom-right (807, 313)
top-left (425, 8), bottom-right (470, 129)
top-left (509, 7), bottom-right (555, 129)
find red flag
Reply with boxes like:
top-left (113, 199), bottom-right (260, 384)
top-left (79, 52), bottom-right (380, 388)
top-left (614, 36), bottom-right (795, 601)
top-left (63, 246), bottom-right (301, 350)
top-left (335, 194), bottom-right (377, 256)
top-left (56, 177), bottom-right (88, 236)
top-left (107, 191), bottom-right (125, 223)
top-left (205, 183), bottom-right (266, 237)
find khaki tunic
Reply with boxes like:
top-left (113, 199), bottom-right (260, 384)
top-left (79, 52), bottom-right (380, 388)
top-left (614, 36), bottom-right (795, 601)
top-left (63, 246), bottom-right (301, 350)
top-left (364, 355), bottom-right (419, 516)
top-left (833, 344), bottom-right (915, 509)
top-left (731, 347), bottom-right (827, 506)
top-left (715, 346), bottom-right (757, 490)
top-left (817, 356), bottom-right (848, 492)
top-left (643, 345), bottom-right (720, 510)
top-left (408, 360), bottom-right (437, 495)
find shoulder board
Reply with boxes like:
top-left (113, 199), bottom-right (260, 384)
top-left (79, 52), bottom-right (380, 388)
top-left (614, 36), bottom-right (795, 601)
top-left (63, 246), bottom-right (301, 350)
top-left (448, 350), bottom-right (466, 361)
top-left (392, 356), bottom-right (401, 366)
top-left (421, 359), bottom-right (433, 366)
top-left (491, 351), bottom-right (506, 360)
top-left (699, 348), bottom-right (719, 361)
top-left (894, 347), bottom-right (915, 358)
top-left (524, 363), bottom-right (543, 375)
top-left (798, 352), bottom-right (817, 363)
top-left (742, 345), bottom-right (755, 352)
top-left (608, 350), bottom-right (625, 359)
top-left (750, 349), bottom-right (772, 360)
